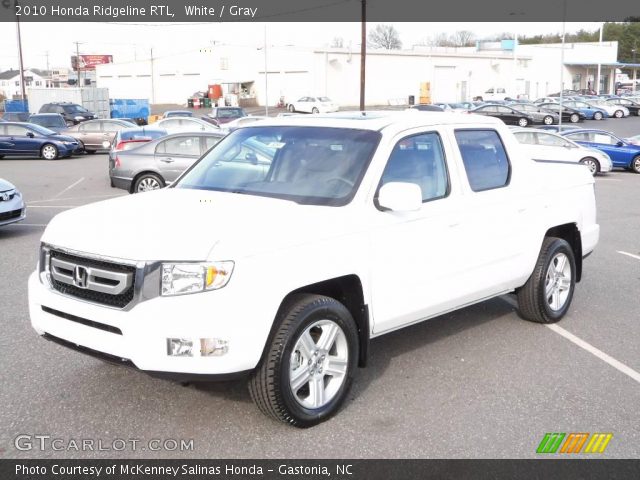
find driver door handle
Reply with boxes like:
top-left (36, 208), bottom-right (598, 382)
top-left (160, 157), bottom-right (175, 163)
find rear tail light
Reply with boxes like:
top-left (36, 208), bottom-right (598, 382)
top-left (114, 139), bottom-right (150, 152)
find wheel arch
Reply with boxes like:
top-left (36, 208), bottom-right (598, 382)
top-left (129, 170), bottom-right (165, 193)
top-left (544, 223), bottom-right (582, 282)
top-left (263, 275), bottom-right (370, 369)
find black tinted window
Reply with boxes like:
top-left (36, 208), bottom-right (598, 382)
top-left (455, 130), bottom-right (511, 192)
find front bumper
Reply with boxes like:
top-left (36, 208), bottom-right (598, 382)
top-left (28, 269), bottom-right (271, 377)
top-left (0, 197), bottom-right (26, 226)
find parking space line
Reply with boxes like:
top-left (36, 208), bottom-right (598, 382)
top-left (617, 250), bottom-right (640, 261)
top-left (51, 177), bottom-right (85, 199)
top-left (29, 193), bottom-right (123, 204)
top-left (546, 324), bottom-right (640, 384)
top-left (500, 295), bottom-right (640, 384)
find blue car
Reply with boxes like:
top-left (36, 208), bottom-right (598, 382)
top-left (0, 122), bottom-right (81, 160)
top-left (560, 129), bottom-right (640, 173)
top-left (561, 100), bottom-right (609, 120)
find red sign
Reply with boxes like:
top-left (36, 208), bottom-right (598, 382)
top-left (71, 55), bottom-right (113, 71)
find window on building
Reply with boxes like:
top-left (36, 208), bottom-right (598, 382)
top-left (455, 130), bottom-right (511, 192)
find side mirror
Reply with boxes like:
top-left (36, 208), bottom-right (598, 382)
top-left (616, 141), bottom-right (624, 147)
top-left (377, 182), bottom-right (422, 212)
top-left (26, 132), bottom-right (35, 138)
top-left (245, 152), bottom-right (258, 165)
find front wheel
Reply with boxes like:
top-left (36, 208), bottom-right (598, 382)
top-left (516, 237), bottom-right (576, 323)
top-left (614, 109), bottom-right (624, 118)
top-left (631, 155), bottom-right (640, 174)
top-left (593, 111), bottom-right (603, 120)
top-left (570, 113), bottom-right (580, 123)
top-left (580, 157), bottom-right (599, 176)
top-left (41, 144), bottom-right (59, 160)
top-left (248, 294), bottom-right (358, 428)
top-left (288, 104), bottom-right (295, 112)
top-left (133, 173), bottom-right (165, 193)
top-left (312, 107), bottom-right (319, 114)
top-left (517, 117), bottom-right (529, 127)
top-left (543, 115), bottom-right (554, 125)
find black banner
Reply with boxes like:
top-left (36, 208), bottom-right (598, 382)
top-left (0, 0), bottom-right (639, 22)
top-left (1, 459), bottom-right (640, 480)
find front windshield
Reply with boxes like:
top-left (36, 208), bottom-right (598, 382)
top-left (28, 124), bottom-right (56, 135)
top-left (176, 126), bottom-right (381, 206)
top-left (64, 105), bottom-right (89, 113)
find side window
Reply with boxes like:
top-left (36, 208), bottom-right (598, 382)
top-left (565, 132), bottom-right (589, 142)
top-left (56, 106), bottom-right (65, 114)
top-left (537, 133), bottom-right (566, 147)
top-left (514, 132), bottom-right (536, 145)
top-left (455, 129), bottom-right (511, 192)
top-left (6, 125), bottom-right (29, 136)
top-left (102, 121), bottom-right (121, 132)
top-left (161, 119), bottom-right (180, 129)
top-left (156, 136), bottom-right (202, 156)
top-left (204, 136), bottom-right (221, 151)
top-left (78, 122), bottom-right (94, 132)
top-left (593, 133), bottom-right (617, 145)
top-left (379, 132), bottom-right (449, 203)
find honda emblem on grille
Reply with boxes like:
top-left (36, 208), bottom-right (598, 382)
top-left (73, 265), bottom-right (89, 289)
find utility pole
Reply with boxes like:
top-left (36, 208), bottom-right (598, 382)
top-left (264, 25), bottom-right (269, 116)
top-left (15, 12), bottom-right (27, 101)
top-left (44, 51), bottom-right (50, 87)
top-left (150, 48), bottom-right (156, 104)
top-left (596, 23), bottom-right (603, 94)
top-left (359, 0), bottom-right (366, 111)
top-left (74, 41), bottom-right (83, 87)
top-left (558, 0), bottom-right (566, 128)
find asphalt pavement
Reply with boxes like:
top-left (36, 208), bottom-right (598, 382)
top-left (0, 116), bottom-right (639, 459)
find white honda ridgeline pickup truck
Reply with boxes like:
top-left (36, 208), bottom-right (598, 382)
top-left (29, 112), bottom-right (599, 427)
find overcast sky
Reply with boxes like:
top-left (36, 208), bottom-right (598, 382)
top-left (0, 22), bottom-right (604, 71)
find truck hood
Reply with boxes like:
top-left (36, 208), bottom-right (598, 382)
top-left (42, 188), bottom-right (360, 261)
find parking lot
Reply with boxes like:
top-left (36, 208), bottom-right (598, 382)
top-left (0, 115), bottom-right (639, 459)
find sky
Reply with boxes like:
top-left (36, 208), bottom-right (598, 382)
top-left (0, 22), bottom-right (605, 72)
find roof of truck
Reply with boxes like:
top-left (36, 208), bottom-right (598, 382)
top-left (245, 110), bottom-right (502, 132)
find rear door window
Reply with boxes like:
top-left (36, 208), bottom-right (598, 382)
top-left (156, 136), bottom-right (202, 156)
top-left (455, 130), bottom-right (511, 192)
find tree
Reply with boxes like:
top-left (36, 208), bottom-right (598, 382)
top-left (451, 30), bottom-right (475, 47)
top-left (368, 24), bottom-right (402, 50)
top-left (330, 37), bottom-right (344, 48)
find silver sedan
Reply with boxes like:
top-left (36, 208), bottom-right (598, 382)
top-left (109, 132), bottom-right (225, 193)
top-left (0, 178), bottom-right (26, 226)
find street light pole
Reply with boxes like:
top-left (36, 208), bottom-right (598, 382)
top-left (596, 23), bottom-right (603, 94)
top-left (264, 25), bottom-right (269, 116)
top-left (359, 0), bottom-right (366, 111)
top-left (15, 14), bottom-right (27, 101)
top-left (558, 0), bottom-right (566, 128)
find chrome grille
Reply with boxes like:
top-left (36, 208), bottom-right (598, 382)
top-left (48, 249), bottom-right (136, 308)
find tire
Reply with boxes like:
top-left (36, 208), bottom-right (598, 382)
top-left (631, 155), bottom-right (640, 174)
top-left (543, 115), bottom-right (554, 125)
top-left (570, 113), bottom-right (580, 123)
top-left (248, 294), bottom-right (358, 428)
top-left (517, 117), bottom-right (529, 127)
top-left (579, 157), bottom-right (599, 176)
top-left (614, 109), bottom-right (623, 118)
top-left (288, 104), bottom-right (295, 113)
top-left (312, 107), bottom-right (319, 114)
top-left (593, 111), bottom-right (603, 120)
top-left (40, 143), bottom-right (59, 160)
top-left (516, 237), bottom-right (576, 323)
top-left (133, 173), bottom-right (165, 193)
top-left (0, 155), bottom-right (4, 159)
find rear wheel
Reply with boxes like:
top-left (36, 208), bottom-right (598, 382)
top-left (312, 107), bottom-right (319, 114)
top-left (516, 237), bottom-right (576, 323)
top-left (593, 111), bottom-right (603, 120)
top-left (631, 155), bottom-right (640, 174)
top-left (288, 104), bottom-right (295, 112)
top-left (41, 144), bottom-right (59, 160)
top-left (579, 157), bottom-right (599, 176)
top-left (543, 115), bottom-right (554, 125)
top-left (248, 294), bottom-right (358, 428)
top-left (614, 109), bottom-right (624, 118)
top-left (517, 117), bottom-right (529, 127)
top-left (133, 173), bottom-right (165, 193)
top-left (570, 113), bottom-right (580, 123)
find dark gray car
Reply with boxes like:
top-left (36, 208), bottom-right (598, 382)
top-left (109, 132), bottom-right (224, 193)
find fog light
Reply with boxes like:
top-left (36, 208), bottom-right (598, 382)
top-left (167, 338), bottom-right (193, 357)
top-left (200, 338), bottom-right (229, 357)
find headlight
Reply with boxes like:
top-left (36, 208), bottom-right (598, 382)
top-left (74, 116), bottom-right (85, 120)
top-left (161, 261), bottom-right (234, 296)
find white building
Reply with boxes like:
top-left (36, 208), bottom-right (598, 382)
top-left (95, 40), bottom-right (630, 107)
top-left (0, 68), bottom-right (50, 99)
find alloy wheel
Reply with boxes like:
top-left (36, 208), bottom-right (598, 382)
top-left (42, 145), bottom-right (57, 160)
top-left (544, 253), bottom-right (572, 312)
top-left (137, 177), bottom-right (161, 192)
